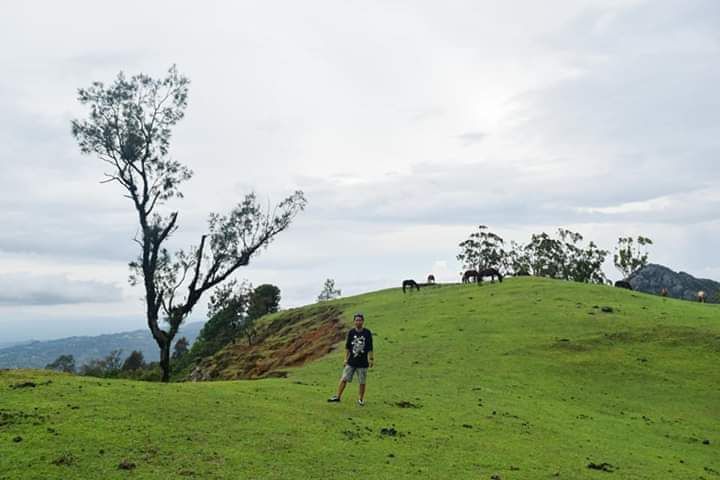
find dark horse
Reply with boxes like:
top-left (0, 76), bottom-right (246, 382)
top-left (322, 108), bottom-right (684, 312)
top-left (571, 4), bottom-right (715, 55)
top-left (614, 280), bottom-right (633, 290)
top-left (427, 274), bottom-right (436, 284)
top-left (463, 268), bottom-right (503, 284)
top-left (462, 270), bottom-right (478, 283)
top-left (478, 268), bottom-right (503, 283)
top-left (402, 279), bottom-right (420, 293)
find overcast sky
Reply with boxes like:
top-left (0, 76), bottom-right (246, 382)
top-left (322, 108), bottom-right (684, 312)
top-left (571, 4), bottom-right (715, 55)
top-left (1, 0), bottom-right (718, 343)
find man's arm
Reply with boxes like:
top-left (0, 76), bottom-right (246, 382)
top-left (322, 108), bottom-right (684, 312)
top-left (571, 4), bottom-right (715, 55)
top-left (367, 332), bottom-right (374, 367)
top-left (344, 349), bottom-right (350, 365)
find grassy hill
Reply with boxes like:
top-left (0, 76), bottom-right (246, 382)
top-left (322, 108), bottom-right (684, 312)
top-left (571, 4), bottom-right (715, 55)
top-left (1, 278), bottom-right (718, 479)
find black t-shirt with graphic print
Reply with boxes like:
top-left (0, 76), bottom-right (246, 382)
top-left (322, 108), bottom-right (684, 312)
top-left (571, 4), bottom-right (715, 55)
top-left (345, 328), bottom-right (373, 368)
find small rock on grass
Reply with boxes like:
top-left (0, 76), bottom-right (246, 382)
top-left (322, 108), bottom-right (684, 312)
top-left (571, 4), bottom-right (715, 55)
top-left (587, 462), bottom-right (615, 472)
top-left (118, 459), bottom-right (136, 470)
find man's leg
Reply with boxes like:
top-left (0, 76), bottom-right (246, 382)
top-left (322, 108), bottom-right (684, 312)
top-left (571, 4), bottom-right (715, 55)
top-left (336, 379), bottom-right (348, 399)
top-left (357, 368), bottom-right (368, 403)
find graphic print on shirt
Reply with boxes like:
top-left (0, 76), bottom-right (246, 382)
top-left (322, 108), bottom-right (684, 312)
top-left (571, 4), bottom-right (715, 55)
top-left (351, 334), bottom-right (366, 358)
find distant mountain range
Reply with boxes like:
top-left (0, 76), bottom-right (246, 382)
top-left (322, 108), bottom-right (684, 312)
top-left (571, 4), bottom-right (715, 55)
top-left (0, 322), bottom-right (204, 369)
top-left (629, 263), bottom-right (719, 303)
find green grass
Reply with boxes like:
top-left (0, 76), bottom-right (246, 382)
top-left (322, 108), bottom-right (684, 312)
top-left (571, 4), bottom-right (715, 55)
top-left (1, 277), bottom-right (719, 479)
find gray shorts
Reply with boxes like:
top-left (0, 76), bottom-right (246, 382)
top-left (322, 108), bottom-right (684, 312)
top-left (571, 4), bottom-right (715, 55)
top-left (341, 365), bottom-right (368, 384)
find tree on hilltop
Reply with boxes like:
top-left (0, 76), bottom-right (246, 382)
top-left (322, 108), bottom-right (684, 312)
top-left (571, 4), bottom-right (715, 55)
top-left (614, 236), bottom-right (653, 280)
top-left (71, 66), bottom-right (307, 381)
top-left (317, 279), bottom-right (341, 302)
top-left (457, 225), bottom-right (507, 273)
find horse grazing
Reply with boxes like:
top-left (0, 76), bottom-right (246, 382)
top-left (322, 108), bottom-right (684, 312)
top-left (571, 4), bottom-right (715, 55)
top-left (477, 268), bottom-right (503, 283)
top-left (402, 279), bottom-right (420, 293)
top-left (698, 291), bottom-right (706, 303)
top-left (614, 280), bottom-right (633, 290)
top-left (660, 287), bottom-right (669, 297)
top-left (427, 274), bottom-right (436, 284)
top-left (462, 270), bottom-right (479, 283)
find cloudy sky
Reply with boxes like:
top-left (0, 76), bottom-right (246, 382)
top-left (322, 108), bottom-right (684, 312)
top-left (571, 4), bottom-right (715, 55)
top-left (1, 0), bottom-right (718, 342)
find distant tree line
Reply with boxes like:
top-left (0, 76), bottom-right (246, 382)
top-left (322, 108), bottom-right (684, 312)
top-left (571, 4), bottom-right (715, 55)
top-left (458, 225), bottom-right (652, 283)
top-left (45, 337), bottom-right (190, 381)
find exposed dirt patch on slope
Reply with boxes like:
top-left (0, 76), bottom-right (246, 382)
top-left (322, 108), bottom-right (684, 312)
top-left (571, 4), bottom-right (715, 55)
top-left (190, 305), bottom-right (345, 381)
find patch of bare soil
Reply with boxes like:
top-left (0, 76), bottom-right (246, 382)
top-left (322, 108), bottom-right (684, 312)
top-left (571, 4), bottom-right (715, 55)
top-left (191, 305), bottom-right (345, 381)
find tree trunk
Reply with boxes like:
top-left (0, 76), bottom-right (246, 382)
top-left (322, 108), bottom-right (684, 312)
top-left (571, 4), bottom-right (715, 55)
top-left (160, 341), bottom-right (171, 382)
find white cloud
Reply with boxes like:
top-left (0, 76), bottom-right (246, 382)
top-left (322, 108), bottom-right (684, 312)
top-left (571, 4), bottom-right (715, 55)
top-left (0, 273), bottom-right (123, 306)
top-left (0, 0), bottom-right (717, 339)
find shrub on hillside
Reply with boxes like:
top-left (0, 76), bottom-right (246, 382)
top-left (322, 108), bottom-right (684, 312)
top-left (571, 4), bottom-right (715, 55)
top-left (45, 354), bottom-right (76, 374)
top-left (80, 350), bottom-right (123, 378)
top-left (173, 283), bottom-right (282, 377)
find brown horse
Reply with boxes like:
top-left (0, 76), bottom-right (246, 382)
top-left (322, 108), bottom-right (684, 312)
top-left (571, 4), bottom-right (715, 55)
top-left (698, 291), bottom-right (706, 303)
top-left (402, 279), bottom-right (420, 293)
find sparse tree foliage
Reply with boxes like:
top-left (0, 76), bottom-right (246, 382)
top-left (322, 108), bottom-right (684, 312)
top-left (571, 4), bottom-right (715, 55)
top-left (506, 240), bottom-right (532, 276)
top-left (71, 66), bottom-right (307, 381)
top-left (45, 354), bottom-right (76, 374)
top-left (614, 236), bottom-right (653, 280)
top-left (457, 225), bottom-right (507, 273)
top-left (317, 278), bottom-right (341, 302)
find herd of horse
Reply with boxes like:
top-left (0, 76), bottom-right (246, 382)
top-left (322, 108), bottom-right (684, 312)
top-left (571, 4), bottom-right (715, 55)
top-left (403, 271), bottom-right (710, 302)
top-left (402, 268), bottom-right (503, 293)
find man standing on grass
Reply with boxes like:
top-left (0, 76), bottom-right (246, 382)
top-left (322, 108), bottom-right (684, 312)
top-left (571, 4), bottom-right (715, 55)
top-left (328, 313), bottom-right (374, 406)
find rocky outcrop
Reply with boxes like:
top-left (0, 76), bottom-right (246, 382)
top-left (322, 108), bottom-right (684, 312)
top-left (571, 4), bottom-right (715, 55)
top-left (628, 264), bottom-right (719, 303)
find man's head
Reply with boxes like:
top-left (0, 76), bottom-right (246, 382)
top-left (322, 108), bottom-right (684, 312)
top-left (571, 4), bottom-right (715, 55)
top-left (353, 313), bottom-right (365, 330)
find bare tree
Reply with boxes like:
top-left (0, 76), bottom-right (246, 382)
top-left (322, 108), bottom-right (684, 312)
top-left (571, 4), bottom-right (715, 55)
top-left (71, 66), bottom-right (307, 381)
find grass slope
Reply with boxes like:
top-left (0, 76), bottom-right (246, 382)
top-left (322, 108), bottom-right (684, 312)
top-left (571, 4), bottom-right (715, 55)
top-left (1, 277), bottom-right (718, 479)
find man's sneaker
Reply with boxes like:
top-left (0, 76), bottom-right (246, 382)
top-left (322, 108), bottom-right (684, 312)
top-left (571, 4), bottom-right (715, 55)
top-left (327, 395), bottom-right (340, 403)
top-left (357, 399), bottom-right (365, 406)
